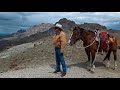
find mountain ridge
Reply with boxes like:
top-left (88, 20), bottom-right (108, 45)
top-left (0, 18), bottom-right (120, 52)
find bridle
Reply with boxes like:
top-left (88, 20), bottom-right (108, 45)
top-left (69, 28), bottom-right (82, 43)
top-left (69, 28), bottom-right (98, 49)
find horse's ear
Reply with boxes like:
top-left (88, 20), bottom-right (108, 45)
top-left (78, 27), bottom-right (84, 30)
top-left (78, 27), bottom-right (84, 34)
top-left (74, 26), bottom-right (77, 30)
top-left (78, 26), bottom-right (81, 30)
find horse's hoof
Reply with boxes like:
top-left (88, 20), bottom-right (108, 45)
top-left (106, 63), bottom-right (110, 68)
top-left (89, 67), bottom-right (95, 73)
top-left (90, 71), bottom-right (95, 73)
top-left (106, 61), bottom-right (110, 69)
top-left (87, 69), bottom-right (91, 72)
top-left (90, 69), bottom-right (95, 73)
top-left (113, 61), bottom-right (117, 70)
top-left (106, 65), bottom-right (110, 69)
top-left (113, 67), bottom-right (117, 70)
top-left (113, 68), bottom-right (116, 70)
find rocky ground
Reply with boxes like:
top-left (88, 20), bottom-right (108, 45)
top-left (0, 35), bottom-right (120, 78)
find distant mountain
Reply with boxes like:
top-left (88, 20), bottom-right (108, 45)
top-left (17, 29), bottom-right (26, 33)
top-left (10, 29), bottom-right (26, 38)
top-left (11, 29), bottom-right (26, 36)
top-left (0, 23), bottom-right (54, 51)
top-left (23, 23), bottom-right (53, 37)
top-left (0, 18), bottom-right (120, 52)
top-left (9, 23), bottom-right (53, 39)
top-left (0, 33), bottom-right (9, 36)
top-left (78, 23), bottom-right (107, 30)
top-left (107, 29), bottom-right (120, 38)
top-left (56, 18), bottom-right (76, 31)
top-left (0, 33), bottom-right (11, 39)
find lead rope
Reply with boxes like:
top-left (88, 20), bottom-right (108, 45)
top-left (75, 31), bottom-right (100, 68)
top-left (75, 37), bottom-right (96, 49)
top-left (92, 36), bottom-right (100, 66)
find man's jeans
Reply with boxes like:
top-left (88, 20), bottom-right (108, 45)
top-left (55, 47), bottom-right (67, 73)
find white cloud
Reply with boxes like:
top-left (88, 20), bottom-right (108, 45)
top-left (0, 12), bottom-right (120, 34)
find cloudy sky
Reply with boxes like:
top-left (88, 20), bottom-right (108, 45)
top-left (0, 12), bottom-right (120, 34)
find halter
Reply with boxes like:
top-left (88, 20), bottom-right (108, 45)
top-left (69, 28), bottom-right (98, 49)
top-left (75, 30), bottom-right (101, 66)
top-left (69, 29), bottom-right (101, 70)
top-left (75, 30), bottom-right (98, 49)
top-left (75, 36), bottom-right (97, 49)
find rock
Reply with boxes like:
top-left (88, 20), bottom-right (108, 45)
top-left (57, 18), bottom-right (76, 30)
top-left (34, 41), bottom-right (43, 47)
top-left (51, 52), bottom-right (54, 54)
top-left (15, 65), bottom-right (26, 70)
top-left (10, 59), bottom-right (18, 69)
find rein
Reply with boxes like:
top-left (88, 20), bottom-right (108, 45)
top-left (75, 38), bottom-right (96, 49)
top-left (75, 31), bottom-right (97, 49)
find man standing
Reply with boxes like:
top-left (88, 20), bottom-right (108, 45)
top-left (53, 23), bottom-right (67, 77)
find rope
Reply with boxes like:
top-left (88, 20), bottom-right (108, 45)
top-left (75, 32), bottom-right (101, 68)
top-left (92, 37), bottom-right (100, 65)
top-left (75, 36), bottom-right (96, 49)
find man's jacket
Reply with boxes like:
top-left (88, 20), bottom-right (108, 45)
top-left (53, 31), bottom-right (67, 53)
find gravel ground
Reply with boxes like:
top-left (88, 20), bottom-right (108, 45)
top-left (0, 35), bottom-right (120, 78)
top-left (0, 65), bottom-right (119, 78)
top-left (0, 42), bottom-right (34, 59)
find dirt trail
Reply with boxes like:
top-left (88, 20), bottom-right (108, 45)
top-left (0, 65), bottom-right (119, 78)
top-left (0, 36), bottom-right (120, 78)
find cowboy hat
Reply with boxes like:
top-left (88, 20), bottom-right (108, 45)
top-left (54, 23), bottom-right (63, 30)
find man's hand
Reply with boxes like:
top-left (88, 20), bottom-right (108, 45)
top-left (60, 53), bottom-right (63, 55)
top-left (56, 42), bottom-right (61, 47)
top-left (60, 49), bottom-right (64, 54)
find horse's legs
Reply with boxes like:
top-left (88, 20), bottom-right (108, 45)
top-left (104, 50), bottom-right (111, 68)
top-left (85, 49), bottom-right (91, 69)
top-left (90, 51), bottom-right (96, 72)
top-left (113, 51), bottom-right (117, 70)
top-left (103, 51), bottom-right (109, 61)
top-left (85, 49), bottom-right (90, 62)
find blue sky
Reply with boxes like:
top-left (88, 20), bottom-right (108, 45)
top-left (0, 12), bottom-right (120, 34)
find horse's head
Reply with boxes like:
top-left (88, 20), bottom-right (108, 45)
top-left (68, 26), bottom-right (84, 46)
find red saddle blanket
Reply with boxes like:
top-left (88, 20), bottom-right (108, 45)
top-left (99, 31), bottom-right (108, 50)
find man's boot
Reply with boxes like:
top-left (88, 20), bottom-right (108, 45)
top-left (53, 70), bottom-right (61, 74)
top-left (61, 72), bottom-right (66, 77)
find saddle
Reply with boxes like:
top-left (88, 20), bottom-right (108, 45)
top-left (95, 31), bottom-right (108, 52)
top-left (99, 31), bottom-right (108, 51)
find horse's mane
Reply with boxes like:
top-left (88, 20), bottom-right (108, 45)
top-left (77, 27), bottom-right (95, 35)
top-left (88, 30), bottom-right (95, 34)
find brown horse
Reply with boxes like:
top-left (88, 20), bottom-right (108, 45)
top-left (68, 26), bottom-right (117, 72)
top-left (103, 35), bottom-right (118, 69)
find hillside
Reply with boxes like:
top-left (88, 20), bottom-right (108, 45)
top-left (57, 18), bottom-right (76, 30)
top-left (0, 23), bottom-right (54, 51)
top-left (78, 23), bottom-right (107, 30)
top-left (4, 23), bottom-right (53, 40)
top-left (0, 18), bottom-right (120, 77)
top-left (0, 34), bottom-right (120, 78)
top-left (0, 34), bottom-right (11, 39)
top-left (0, 18), bottom-right (120, 52)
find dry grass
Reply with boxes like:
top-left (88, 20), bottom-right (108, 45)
top-left (0, 33), bottom-right (120, 75)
